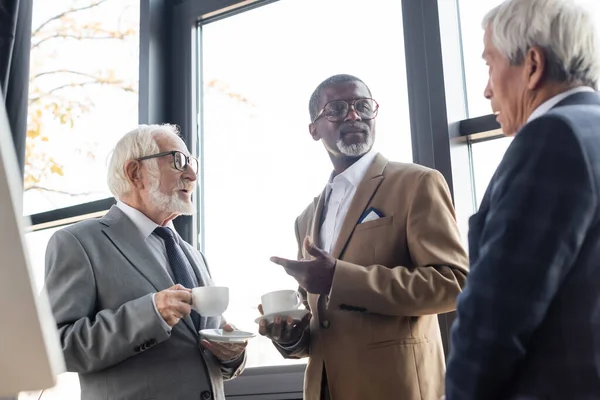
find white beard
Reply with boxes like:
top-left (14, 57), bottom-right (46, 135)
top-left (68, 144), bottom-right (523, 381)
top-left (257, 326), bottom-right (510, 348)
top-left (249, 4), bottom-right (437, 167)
top-left (336, 133), bottom-right (374, 157)
top-left (148, 176), bottom-right (195, 215)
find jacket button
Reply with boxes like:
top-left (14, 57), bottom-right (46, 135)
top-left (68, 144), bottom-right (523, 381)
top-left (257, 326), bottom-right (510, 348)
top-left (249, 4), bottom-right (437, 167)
top-left (201, 391), bottom-right (212, 399)
top-left (321, 320), bottom-right (330, 328)
top-left (134, 346), bottom-right (141, 353)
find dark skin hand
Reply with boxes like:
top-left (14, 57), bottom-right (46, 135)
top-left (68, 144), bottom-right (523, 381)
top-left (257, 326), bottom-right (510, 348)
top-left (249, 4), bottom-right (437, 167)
top-left (257, 304), bottom-right (312, 345)
top-left (270, 236), bottom-right (337, 295)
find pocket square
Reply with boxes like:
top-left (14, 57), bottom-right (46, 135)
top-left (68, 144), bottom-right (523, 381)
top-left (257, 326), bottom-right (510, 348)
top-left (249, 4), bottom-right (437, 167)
top-left (358, 207), bottom-right (384, 224)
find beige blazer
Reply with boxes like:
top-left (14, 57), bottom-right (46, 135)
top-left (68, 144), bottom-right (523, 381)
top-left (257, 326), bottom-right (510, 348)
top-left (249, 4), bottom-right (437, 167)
top-left (277, 154), bottom-right (468, 400)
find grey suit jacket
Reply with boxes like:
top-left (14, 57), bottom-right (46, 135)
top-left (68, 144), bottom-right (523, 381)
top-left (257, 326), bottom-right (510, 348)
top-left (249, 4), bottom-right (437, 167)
top-left (44, 206), bottom-right (245, 400)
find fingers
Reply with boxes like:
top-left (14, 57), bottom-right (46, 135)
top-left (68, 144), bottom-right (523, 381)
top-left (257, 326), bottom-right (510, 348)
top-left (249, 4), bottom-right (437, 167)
top-left (155, 287), bottom-right (193, 327)
top-left (285, 316), bottom-right (295, 339)
top-left (304, 236), bottom-right (326, 258)
top-left (174, 301), bottom-right (192, 317)
top-left (271, 316), bottom-right (283, 341)
top-left (258, 319), bottom-right (269, 336)
top-left (222, 324), bottom-right (235, 332)
top-left (258, 304), bottom-right (264, 315)
top-left (258, 315), bottom-right (308, 344)
top-left (171, 290), bottom-right (192, 304)
top-left (270, 256), bottom-right (289, 268)
top-left (201, 339), bottom-right (247, 361)
top-left (171, 284), bottom-right (192, 292)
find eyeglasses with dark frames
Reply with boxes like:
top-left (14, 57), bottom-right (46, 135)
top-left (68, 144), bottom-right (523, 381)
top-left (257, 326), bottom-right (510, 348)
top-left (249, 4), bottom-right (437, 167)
top-left (312, 98), bottom-right (379, 123)
top-left (136, 151), bottom-right (199, 175)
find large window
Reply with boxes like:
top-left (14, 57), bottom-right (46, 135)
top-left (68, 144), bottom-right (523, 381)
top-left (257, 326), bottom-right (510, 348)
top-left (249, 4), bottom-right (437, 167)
top-left (24, 0), bottom-right (139, 216)
top-left (457, 0), bottom-right (503, 118)
top-left (470, 136), bottom-right (512, 205)
top-left (198, 0), bottom-right (411, 368)
top-left (18, 0), bottom-right (139, 398)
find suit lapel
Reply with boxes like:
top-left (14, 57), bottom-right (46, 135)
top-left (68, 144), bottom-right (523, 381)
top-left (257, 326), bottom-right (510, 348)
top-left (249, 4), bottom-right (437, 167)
top-left (100, 207), bottom-right (198, 337)
top-left (331, 154), bottom-right (387, 259)
top-left (310, 187), bottom-right (327, 249)
top-left (100, 207), bottom-right (173, 292)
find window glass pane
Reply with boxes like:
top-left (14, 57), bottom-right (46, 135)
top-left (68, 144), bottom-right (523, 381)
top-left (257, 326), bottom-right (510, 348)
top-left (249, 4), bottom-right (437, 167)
top-left (199, 0), bottom-right (410, 368)
top-left (471, 137), bottom-right (513, 206)
top-left (457, 0), bottom-right (503, 118)
top-left (19, 225), bottom-right (80, 400)
top-left (25, 0), bottom-right (139, 216)
top-left (458, 0), bottom-right (600, 119)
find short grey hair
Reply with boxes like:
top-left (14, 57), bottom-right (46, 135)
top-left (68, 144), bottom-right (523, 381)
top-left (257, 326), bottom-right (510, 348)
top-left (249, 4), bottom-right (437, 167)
top-left (483, 0), bottom-right (600, 88)
top-left (107, 124), bottom-right (180, 200)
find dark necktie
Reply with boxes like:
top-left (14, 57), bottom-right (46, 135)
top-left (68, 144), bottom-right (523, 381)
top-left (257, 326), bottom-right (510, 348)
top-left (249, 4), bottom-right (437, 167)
top-left (154, 226), bottom-right (201, 331)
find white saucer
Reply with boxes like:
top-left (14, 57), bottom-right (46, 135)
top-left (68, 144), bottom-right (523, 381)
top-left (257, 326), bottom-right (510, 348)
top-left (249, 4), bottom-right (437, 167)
top-left (254, 309), bottom-right (309, 324)
top-left (200, 329), bottom-right (255, 343)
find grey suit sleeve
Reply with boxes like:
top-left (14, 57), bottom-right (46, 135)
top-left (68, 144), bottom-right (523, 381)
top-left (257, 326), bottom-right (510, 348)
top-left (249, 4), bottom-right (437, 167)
top-left (45, 229), bottom-right (172, 374)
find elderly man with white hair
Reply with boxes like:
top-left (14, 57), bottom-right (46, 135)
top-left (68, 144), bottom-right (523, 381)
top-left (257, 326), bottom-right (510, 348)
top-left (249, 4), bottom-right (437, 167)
top-left (44, 124), bottom-right (246, 400)
top-left (445, 0), bottom-right (600, 399)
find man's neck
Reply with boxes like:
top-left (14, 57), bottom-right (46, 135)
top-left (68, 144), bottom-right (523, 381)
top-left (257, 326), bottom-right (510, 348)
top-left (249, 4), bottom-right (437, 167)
top-left (120, 197), bottom-right (178, 226)
top-left (526, 82), bottom-right (585, 118)
top-left (329, 154), bottom-right (363, 176)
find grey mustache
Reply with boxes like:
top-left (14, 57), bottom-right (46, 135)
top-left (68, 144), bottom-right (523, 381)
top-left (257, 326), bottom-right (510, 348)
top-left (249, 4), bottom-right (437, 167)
top-left (340, 124), bottom-right (369, 134)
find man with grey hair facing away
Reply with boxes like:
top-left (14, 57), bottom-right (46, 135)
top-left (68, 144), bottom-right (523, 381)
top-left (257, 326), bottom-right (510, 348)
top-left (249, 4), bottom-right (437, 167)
top-left (445, 0), bottom-right (600, 399)
top-left (44, 124), bottom-right (246, 400)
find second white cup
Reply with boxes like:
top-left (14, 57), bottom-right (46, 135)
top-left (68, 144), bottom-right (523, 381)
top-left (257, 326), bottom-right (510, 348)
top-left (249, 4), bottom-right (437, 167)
top-left (261, 289), bottom-right (302, 315)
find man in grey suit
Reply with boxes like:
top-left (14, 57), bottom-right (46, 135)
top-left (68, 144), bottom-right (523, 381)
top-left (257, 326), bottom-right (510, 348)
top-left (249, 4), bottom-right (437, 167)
top-left (44, 124), bottom-right (246, 400)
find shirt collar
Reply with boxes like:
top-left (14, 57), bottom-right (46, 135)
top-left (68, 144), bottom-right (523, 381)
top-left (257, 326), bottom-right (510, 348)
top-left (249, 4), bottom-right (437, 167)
top-left (116, 200), bottom-right (177, 240)
top-left (326, 149), bottom-right (377, 189)
top-left (527, 86), bottom-right (595, 123)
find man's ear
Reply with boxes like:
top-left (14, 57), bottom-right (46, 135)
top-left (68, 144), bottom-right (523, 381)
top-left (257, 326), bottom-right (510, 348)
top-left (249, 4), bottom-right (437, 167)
top-left (308, 123), bottom-right (320, 141)
top-left (124, 160), bottom-right (144, 189)
top-left (524, 46), bottom-right (546, 90)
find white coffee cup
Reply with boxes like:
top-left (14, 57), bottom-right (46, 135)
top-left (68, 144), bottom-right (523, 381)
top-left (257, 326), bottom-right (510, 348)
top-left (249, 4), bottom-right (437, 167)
top-left (191, 286), bottom-right (229, 317)
top-left (261, 289), bottom-right (302, 315)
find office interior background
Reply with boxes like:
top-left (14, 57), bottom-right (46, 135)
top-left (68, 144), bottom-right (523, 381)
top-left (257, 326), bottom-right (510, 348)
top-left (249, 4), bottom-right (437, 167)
top-left (12, 0), bottom-right (600, 399)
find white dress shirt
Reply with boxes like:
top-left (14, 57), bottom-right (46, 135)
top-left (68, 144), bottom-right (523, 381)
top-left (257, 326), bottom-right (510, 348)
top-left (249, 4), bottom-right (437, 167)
top-left (319, 150), bottom-right (377, 254)
top-left (527, 86), bottom-right (595, 123)
top-left (115, 201), bottom-right (188, 332)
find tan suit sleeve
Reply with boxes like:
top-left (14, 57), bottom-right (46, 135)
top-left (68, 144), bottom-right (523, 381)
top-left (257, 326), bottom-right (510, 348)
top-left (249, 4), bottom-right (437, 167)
top-left (328, 169), bottom-right (468, 316)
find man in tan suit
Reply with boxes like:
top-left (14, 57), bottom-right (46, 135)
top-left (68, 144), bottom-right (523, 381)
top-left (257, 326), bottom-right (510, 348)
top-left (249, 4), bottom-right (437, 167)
top-left (259, 74), bottom-right (469, 400)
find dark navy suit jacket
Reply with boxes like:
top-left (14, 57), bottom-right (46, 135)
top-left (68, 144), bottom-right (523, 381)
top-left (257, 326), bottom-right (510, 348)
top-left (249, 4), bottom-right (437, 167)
top-left (446, 91), bottom-right (600, 400)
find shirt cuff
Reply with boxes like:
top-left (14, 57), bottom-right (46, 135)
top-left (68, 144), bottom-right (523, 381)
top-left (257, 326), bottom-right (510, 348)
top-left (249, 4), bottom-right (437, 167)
top-left (152, 293), bottom-right (172, 333)
top-left (220, 350), bottom-right (245, 367)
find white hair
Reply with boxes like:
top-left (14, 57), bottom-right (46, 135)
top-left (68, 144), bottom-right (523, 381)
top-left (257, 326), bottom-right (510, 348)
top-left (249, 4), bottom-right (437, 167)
top-left (482, 0), bottom-right (600, 88)
top-left (107, 124), bottom-right (181, 200)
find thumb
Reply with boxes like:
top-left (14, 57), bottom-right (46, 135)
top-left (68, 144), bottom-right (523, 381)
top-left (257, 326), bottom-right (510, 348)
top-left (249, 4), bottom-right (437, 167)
top-left (304, 236), bottom-right (326, 258)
